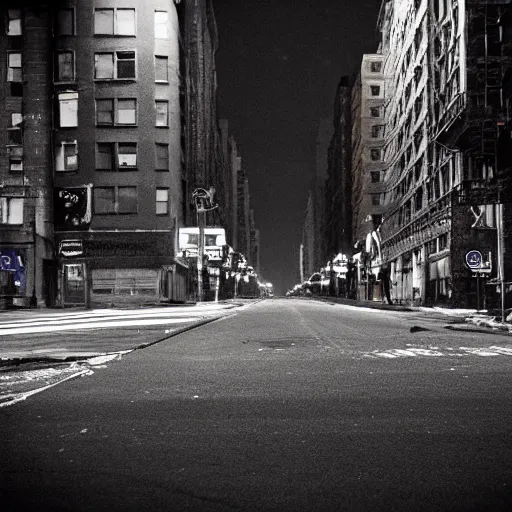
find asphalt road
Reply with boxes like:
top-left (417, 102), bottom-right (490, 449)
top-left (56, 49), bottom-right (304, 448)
top-left (2, 298), bottom-right (512, 511)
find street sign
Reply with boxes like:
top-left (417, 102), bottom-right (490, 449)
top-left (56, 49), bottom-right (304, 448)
top-left (465, 250), bottom-right (482, 270)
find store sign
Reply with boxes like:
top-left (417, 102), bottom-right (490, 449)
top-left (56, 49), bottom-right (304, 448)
top-left (59, 239), bottom-right (83, 257)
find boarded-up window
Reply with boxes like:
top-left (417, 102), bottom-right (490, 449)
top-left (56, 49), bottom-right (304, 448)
top-left (94, 187), bottom-right (116, 214)
top-left (118, 187), bottom-right (137, 213)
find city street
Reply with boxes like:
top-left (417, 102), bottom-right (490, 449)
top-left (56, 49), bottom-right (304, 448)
top-left (2, 297), bottom-right (512, 511)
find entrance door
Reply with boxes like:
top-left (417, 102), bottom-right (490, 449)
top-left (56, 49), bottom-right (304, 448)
top-left (43, 259), bottom-right (58, 307)
top-left (63, 263), bottom-right (86, 306)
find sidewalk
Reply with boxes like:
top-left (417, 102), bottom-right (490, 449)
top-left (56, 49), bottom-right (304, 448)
top-left (310, 295), bottom-right (512, 334)
top-left (0, 300), bottom-right (257, 365)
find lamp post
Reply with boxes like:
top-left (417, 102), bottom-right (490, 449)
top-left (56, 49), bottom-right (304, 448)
top-left (192, 187), bottom-right (218, 302)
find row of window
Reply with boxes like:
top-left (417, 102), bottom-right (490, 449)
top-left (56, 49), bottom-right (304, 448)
top-left (55, 94), bottom-right (171, 128)
top-left (56, 142), bottom-right (171, 172)
top-left (6, 8), bottom-right (172, 39)
top-left (1, 188), bottom-right (171, 225)
top-left (8, 51), bottom-right (170, 84)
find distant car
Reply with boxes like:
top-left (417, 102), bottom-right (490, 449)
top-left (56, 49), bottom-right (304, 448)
top-left (305, 273), bottom-right (322, 294)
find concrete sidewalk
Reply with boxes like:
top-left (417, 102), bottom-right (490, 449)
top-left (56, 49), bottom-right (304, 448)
top-left (0, 300), bottom-right (258, 365)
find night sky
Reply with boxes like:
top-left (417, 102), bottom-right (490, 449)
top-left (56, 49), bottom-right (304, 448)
top-left (214, 0), bottom-right (381, 295)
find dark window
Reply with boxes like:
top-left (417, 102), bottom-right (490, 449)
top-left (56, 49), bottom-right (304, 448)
top-left (55, 9), bottom-right (74, 36)
top-left (55, 51), bottom-right (75, 82)
top-left (370, 107), bottom-right (381, 118)
top-left (370, 85), bottom-right (381, 96)
top-left (370, 61), bottom-right (382, 73)
top-left (370, 149), bottom-right (381, 161)
top-left (371, 171), bottom-right (380, 183)
top-left (94, 186), bottom-right (137, 214)
top-left (156, 143), bottom-right (169, 170)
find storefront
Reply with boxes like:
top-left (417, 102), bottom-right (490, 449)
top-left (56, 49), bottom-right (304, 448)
top-left (0, 248), bottom-right (26, 308)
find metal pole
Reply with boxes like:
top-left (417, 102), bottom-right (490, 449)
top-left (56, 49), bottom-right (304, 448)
top-left (476, 273), bottom-right (480, 312)
top-left (498, 203), bottom-right (505, 322)
top-left (197, 211), bottom-right (204, 302)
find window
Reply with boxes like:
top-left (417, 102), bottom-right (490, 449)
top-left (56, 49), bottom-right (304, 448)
top-left (155, 100), bottom-right (169, 126)
top-left (6, 9), bottom-right (21, 35)
top-left (370, 107), bottom-right (381, 118)
top-left (0, 197), bottom-right (23, 224)
top-left (370, 61), bottom-right (382, 73)
top-left (155, 11), bottom-right (168, 38)
top-left (371, 171), bottom-right (380, 183)
top-left (439, 233), bottom-right (448, 251)
top-left (94, 51), bottom-right (136, 80)
top-left (96, 142), bottom-right (137, 170)
top-left (7, 52), bottom-right (21, 82)
top-left (8, 146), bottom-right (23, 172)
top-left (371, 125), bottom-right (383, 138)
top-left (155, 56), bottom-right (168, 82)
top-left (96, 98), bottom-right (139, 127)
top-left (55, 51), bottom-right (75, 82)
top-left (55, 8), bottom-right (74, 36)
top-left (371, 194), bottom-right (381, 206)
top-left (94, 8), bottom-right (135, 36)
top-left (156, 188), bottom-right (169, 215)
top-left (94, 186), bottom-right (137, 214)
top-left (370, 85), bottom-right (381, 96)
top-left (58, 91), bottom-right (78, 127)
top-left (370, 149), bottom-right (381, 161)
top-left (96, 99), bottom-right (114, 125)
top-left (55, 141), bottom-right (78, 172)
top-left (155, 143), bottom-right (169, 170)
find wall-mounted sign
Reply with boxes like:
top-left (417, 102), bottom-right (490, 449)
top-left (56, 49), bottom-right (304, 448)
top-left (465, 250), bottom-right (482, 269)
top-left (59, 239), bottom-right (83, 257)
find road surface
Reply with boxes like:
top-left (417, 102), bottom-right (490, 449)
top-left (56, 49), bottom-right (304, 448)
top-left (2, 298), bottom-right (512, 511)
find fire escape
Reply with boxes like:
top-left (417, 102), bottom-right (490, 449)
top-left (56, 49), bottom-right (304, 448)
top-left (455, 3), bottom-right (512, 206)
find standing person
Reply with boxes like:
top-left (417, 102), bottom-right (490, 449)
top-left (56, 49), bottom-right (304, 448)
top-left (378, 264), bottom-right (393, 305)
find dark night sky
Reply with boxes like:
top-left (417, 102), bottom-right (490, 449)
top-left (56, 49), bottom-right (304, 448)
top-left (214, 0), bottom-right (381, 295)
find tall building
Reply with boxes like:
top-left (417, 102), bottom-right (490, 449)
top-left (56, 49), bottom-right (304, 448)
top-left (1, 1), bottom-right (186, 308)
top-left (324, 76), bottom-right (352, 262)
top-left (372, 0), bottom-right (512, 307)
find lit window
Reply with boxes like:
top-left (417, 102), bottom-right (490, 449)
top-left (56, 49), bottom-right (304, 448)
top-left (155, 100), bottom-right (169, 126)
top-left (94, 8), bottom-right (135, 36)
top-left (94, 51), bottom-right (136, 80)
top-left (0, 197), bottom-right (23, 224)
top-left (156, 188), bottom-right (169, 215)
top-left (155, 11), bottom-right (168, 38)
top-left (55, 9), bottom-right (74, 36)
top-left (370, 85), bottom-right (381, 96)
top-left (55, 51), bottom-right (75, 82)
top-left (155, 143), bottom-right (169, 170)
top-left (58, 91), bottom-right (78, 127)
top-left (155, 56), bottom-right (168, 82)
top-left (7, 9), bottom-right (22, 35)
top-left (94, 186), bottom-right (137, 214)
top-left (55, 141), bottom-right (78, 172)
top-left (7, 52), bottom-right (21, 82)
